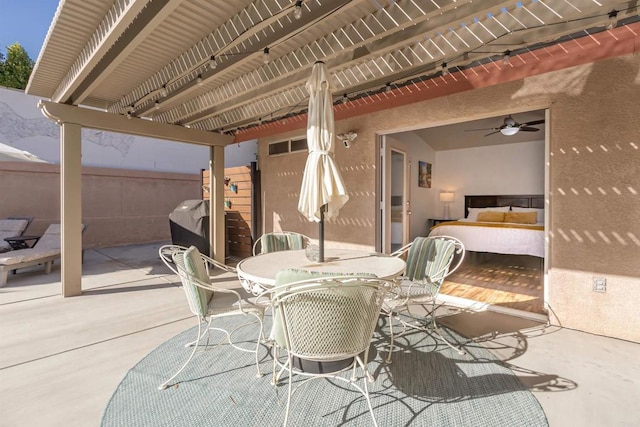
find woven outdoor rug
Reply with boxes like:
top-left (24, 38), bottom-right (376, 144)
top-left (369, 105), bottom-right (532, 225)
top-left (102, 315), bottom-right (547, 426)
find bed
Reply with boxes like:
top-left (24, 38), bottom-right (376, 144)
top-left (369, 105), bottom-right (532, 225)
top-left (428, 194), bottom-right (545, 258)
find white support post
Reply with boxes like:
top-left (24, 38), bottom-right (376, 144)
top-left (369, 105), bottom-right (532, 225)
top-left (60, 122), bottom-right (83, 297)
top-left (210, 145), bottom-right (225, 263)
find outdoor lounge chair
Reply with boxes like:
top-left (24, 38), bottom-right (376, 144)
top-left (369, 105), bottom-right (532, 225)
top-left (382, 236), bottom-right (466, 362)
top-left (0, 223), bottom-right (85, 287)
top-left (0, 217), bottom-right (33, 253)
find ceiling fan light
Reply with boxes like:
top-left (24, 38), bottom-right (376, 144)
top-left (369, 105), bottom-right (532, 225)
top-left (500, 127), bottom-right (520, 136)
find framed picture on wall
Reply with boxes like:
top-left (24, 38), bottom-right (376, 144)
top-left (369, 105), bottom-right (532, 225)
top-left (418, 161), bottom-right (431, 188)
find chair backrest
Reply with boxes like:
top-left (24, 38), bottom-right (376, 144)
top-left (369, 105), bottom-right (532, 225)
top-left (6, 216), bottom-right (34, 233)
top-left (35, 223), bottom-right (87, 251)
top-left (403, 236), bottom-right (465, 291)
top-left (159, 244), bottom-right (188, 275)
top-left (253, 231), bottom-right (309, 255)
top-left (271, 275), bottom-right (390, 361)
top-left (172, 246), bottom-right (214, 317)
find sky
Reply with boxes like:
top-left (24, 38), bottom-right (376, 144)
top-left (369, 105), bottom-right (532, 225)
top-left (0, 0), bottom-right (59, 60)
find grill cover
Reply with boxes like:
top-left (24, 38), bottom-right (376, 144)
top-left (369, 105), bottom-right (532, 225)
top-left (169, 200), bottom-right (210, 255)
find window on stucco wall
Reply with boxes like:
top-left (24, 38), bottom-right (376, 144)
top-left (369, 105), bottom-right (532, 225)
top-left (268, 138), bottom-right (307, 156)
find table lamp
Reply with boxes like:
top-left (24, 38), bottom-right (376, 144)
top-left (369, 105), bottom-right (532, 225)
top-left (439, 191), bottom-right (455, 219)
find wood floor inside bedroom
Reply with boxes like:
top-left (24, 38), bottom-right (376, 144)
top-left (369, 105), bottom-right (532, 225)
top-left (441, 252), bottom-right (546, 315)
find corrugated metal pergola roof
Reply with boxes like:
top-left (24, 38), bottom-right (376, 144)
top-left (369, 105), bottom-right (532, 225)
top-left (27, 0), bottom-right (639, 136)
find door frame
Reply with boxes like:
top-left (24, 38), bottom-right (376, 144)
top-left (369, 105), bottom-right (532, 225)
top-left (377, 135), bottom-right (411, 254)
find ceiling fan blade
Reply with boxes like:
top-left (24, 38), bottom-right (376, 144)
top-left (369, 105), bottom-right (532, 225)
top-left (519, 126), bottom-right (541, 132)
top-left (522, 119), bottom-right (545, 126)
top-left (483, 130), bottom-right (501, 137)
top-left (465, 127), bottom-right (498, 132)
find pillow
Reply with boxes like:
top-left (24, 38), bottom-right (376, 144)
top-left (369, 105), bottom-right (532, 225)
top-left (511, 207), bottom-right (544, 223)
top-left (476, 211), bottom-right (506, 222)
top-left (182, 246), bottom-right (214, 316)
top-left (466, 206), bottom-right (509, 221)
top-left (504, 211), bottom-right (537, 224)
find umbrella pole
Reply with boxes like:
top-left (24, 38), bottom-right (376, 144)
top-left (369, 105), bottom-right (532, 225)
top-left (319, 204), bottom-right (325, 262)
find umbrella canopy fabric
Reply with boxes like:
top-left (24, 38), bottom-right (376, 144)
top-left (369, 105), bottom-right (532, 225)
top-left (0, 142), bottom-right (48, 163)
top-left (297, 62), bottom-right (349, 223)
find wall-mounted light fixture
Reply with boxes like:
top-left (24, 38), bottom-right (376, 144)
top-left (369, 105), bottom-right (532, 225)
top-left (606, 10), bottom-right (618, 30)
top-left (439, 191), bottom-right (455, 219)
top-left (337, 131), bottom-right (358, 148)
top-left (292, 0), bottom-right (303, 19)
top-left (502, 50), bottom-right (511, 65)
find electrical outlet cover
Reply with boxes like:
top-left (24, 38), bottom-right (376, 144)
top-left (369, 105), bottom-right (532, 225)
top-left (593, 277), bottom-right (606, 293)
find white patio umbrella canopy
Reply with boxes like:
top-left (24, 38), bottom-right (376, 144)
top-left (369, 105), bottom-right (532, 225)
top-left (0, 142), bottom-right (48, 163)
top-left (298, 62), bottom-right (349, 224)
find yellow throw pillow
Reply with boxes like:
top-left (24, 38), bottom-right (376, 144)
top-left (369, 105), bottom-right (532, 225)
top-left (476, 211), bottom-right (506, 222)
top-left (504, 211), bottom-right (537, 224)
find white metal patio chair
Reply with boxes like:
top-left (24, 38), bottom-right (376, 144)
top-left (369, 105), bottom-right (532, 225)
top-left (157, 245), bottom-right (264, 390)
top-left (262, 270), bottom-right (392, 427)
top-left (252, 231), bottom-right (311, 256)
top-left (383, 236), bottom-right (466, 363)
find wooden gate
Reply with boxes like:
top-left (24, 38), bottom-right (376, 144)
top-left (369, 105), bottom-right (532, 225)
top-left (202, 164), bottom-right (258, 259)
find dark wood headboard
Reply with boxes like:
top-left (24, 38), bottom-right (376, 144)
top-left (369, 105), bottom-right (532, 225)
top-left (464, 194), bottom-right (544, 218)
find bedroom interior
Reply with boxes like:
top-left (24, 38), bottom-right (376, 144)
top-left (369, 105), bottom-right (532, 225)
top-left (388, 110), bottom-right (547, 317)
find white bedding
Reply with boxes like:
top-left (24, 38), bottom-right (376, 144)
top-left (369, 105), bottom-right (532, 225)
top-left (428, 219), bottom-right (544, 258)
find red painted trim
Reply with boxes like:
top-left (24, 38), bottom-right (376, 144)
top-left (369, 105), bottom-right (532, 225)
top-left (234, 22), bottom-right (639, 142)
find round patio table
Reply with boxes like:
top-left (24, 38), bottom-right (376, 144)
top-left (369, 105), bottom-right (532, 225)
top-left (237, 247), bottom-right (405, 374)
top-left (237, 248), bottom-right (405, 295)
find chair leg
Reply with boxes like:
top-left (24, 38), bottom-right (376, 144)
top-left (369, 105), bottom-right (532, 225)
top-left (407, 301), bottom-right (466, 356)
top-left (185, 317), bottom-right (213, 347)
top-left (0, 268), bottom-right (8, 287)
top-left (284, 353), bottom-right (295, 427)
top-left (431, 313), bottom-right (466, 356)
top-left (385, 311), bottom-right (395, 364)
top-left (159, 320), bottom-right (203, 390)
top-left (360, 365), bottom-right (379, 427)
top-left (252, 313), bottom-right (264, 378)
top-left (208, 313), bottom-right (265, 378)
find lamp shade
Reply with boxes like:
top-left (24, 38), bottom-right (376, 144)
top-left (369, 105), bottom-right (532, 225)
top-left (439, 192), bottom-right (455, 202)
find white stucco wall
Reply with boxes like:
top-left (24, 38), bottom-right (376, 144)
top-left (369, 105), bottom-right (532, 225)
top-left (434, 140), bottom-right (545, 219)
top-left (0, 86), bottom-right (256, 172)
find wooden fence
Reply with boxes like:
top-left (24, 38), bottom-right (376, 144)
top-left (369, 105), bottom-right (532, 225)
top-left (202, 164), bottom-right (258, 258)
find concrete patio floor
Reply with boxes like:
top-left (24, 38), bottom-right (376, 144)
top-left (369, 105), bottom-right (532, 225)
top-left (0, 242), bottom-right (638, 426)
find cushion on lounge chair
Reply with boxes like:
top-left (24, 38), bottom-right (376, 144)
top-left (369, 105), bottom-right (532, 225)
top-left (0, 219), bottom-right (29, 252)
top-left (0, 224), bottom-right (61, 265)
top-left (0, 223), bottom-right (86, 287)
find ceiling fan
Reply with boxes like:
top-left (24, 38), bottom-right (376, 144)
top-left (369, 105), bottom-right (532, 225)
top-left (466, 115), bottom-right (545, 137)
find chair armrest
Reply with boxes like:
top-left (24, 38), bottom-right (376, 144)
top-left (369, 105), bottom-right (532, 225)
top-left (198, 252), bottom-right (237, 274)
top-left (179, 271), bottom-right (258, 315)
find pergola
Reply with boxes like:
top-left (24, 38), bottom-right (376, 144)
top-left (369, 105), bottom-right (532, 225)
top-left (26, 0), bottom-right (638, 296)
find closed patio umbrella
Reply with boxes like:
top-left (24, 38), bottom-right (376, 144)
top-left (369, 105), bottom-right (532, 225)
top-left (298, 61), bottom-right (349, 262)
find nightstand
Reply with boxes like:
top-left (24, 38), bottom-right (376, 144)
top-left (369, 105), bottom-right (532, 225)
top-left (428, 218), bottom-right (457, 229)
